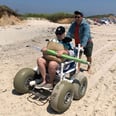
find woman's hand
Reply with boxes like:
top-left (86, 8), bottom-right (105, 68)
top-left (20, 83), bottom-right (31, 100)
top-left (41, 47), bottom-right (48, 55)
top-left (41, 47), bottom-right (47, 52)
top-left (57, 50), bottom-right (68, 57)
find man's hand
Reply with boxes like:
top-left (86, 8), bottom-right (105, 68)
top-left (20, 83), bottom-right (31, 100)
top-left (80, 46), bottom-right (84, 52)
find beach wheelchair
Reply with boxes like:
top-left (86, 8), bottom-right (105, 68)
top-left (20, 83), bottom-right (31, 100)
top-left (13, 43), bottom-right (88, 113)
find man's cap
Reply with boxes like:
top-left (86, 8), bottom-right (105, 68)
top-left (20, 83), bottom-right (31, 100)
top-left (55, 26), bottom-right (65, 35)
top-left (74, 11), bottom-right (83, 17)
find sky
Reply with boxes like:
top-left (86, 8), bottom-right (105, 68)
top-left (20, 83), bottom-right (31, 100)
top-left (0, 0), bottom-right (116, 16)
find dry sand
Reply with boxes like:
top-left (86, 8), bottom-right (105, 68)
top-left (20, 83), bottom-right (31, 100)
top-left (0, 19), bottom-right (116, 116)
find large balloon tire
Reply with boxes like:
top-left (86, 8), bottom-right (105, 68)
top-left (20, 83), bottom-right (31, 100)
top-left (13, 68), bottom-right (36, 94)
top-left (73, 72), bottom-right (88, 100)
top-left (50, 80), bottom-right (74, 113)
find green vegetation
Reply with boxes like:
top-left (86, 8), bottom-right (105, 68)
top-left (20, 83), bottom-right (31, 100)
top-left (0, 5), bottom-right (115, 23)
top-left (23, 12), bottom-right (73, 22)
top-left (21, 12), bottom-right (116, 23)
top-left (87, 14), bottom-right (115, 19)
top-left (0, 5), bottom-right (20, 18)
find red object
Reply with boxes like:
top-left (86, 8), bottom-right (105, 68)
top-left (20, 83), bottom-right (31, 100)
top-left (74, 24), bottom-right (80, 46)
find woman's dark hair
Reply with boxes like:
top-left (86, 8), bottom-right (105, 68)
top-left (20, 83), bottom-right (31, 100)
top-left (74, 11), bottom-right (84, 17)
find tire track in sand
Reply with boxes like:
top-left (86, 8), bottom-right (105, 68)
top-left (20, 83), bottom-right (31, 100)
top-left (88, 52), bottom-right (116, 89)
top-left (72, 40), bottom-right (116, 116)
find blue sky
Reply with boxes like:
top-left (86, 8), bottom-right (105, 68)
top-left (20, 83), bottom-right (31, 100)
top-left (0, 0), bottom-right (116, 16)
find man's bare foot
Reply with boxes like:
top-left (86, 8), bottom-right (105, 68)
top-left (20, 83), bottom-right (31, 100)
top-left (87, 69), bottom-right (93, 74)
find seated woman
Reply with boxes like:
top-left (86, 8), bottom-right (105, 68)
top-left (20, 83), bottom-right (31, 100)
top-left (36, 26), bottom-right (74, 89)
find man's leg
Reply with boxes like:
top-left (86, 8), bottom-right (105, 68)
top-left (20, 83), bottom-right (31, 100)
top-left (87, 56), bottom-right (92, 73)
top-left (84, 41), bottom-right (93, 73)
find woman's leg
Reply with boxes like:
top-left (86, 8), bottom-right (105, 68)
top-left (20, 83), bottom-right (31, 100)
top-left (37, 57), bottom-right (47, 83)
top-left (48, 61), bottom-right (59, 85)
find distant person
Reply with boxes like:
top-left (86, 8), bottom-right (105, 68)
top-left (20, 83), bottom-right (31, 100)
top-left (36, 26), bottom-right (74, 89)
top-left (66, 10), bottom-right (93, 73)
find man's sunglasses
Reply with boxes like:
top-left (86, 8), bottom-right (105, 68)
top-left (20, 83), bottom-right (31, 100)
top-left (74, 16), bottom-right (81, 18)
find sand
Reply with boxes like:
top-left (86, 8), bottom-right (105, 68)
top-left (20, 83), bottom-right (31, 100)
top-left (0, 19), bottom-right (116, 116)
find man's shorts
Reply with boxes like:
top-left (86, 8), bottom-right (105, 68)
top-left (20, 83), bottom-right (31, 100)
top-left (84, 41), bottom-right (93, 57)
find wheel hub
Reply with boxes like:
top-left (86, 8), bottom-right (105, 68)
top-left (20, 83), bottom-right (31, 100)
top-left (64, 91), bottom-right (72, 104)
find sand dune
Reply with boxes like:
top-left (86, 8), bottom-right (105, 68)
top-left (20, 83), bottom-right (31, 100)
top-left (0, 19), bottom-right (116, 116)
